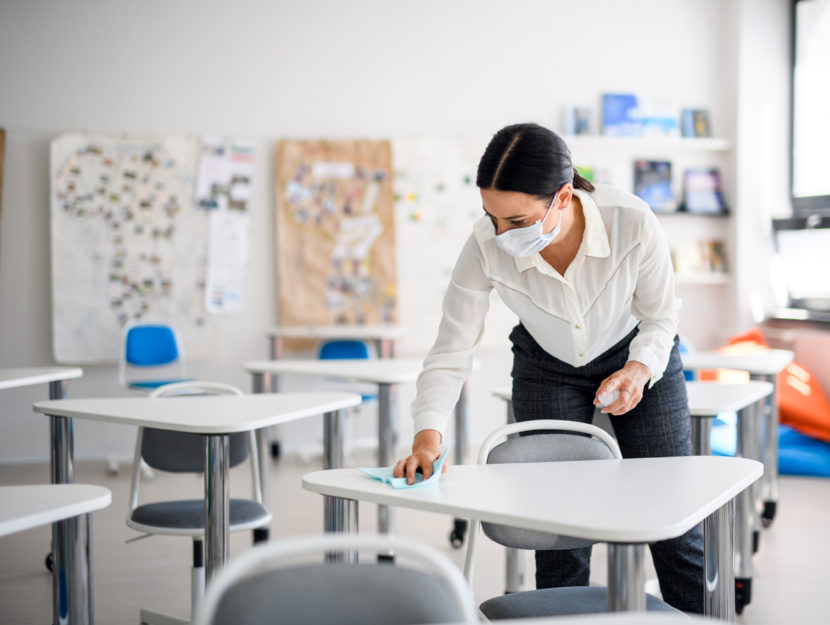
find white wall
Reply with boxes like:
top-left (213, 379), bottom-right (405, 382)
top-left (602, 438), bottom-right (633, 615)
top-left (0, 0), bottom-right (790, 463)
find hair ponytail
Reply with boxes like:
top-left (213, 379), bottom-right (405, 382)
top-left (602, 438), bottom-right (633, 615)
top-left (572, 167), bottom-right (595, 192)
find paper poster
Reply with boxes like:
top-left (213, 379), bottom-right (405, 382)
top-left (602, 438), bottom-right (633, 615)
top-left (50, 133), bottom-right (212, 363)
top-left (197, 136), bottom-right (254, 313)
top-left (274, 140), bottom-right (397, 328)
top-left (392, 136), bottom-right (521, 351)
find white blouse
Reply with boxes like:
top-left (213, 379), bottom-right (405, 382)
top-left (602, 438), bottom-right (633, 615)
top-left (411, 184), bottom-right (679, 437)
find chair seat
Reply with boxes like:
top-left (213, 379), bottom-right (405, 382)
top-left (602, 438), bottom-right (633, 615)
top-left (129, 498), bottom-right (270, 532)
top-left (480, 586), bottom-right (682, 619)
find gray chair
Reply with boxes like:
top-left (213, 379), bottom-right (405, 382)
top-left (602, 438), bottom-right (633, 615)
top-left (193, 533), bottom-right (479, 625)
top-left (462, 419), bottom-right (683, 619)
top-left (126, 381), bottom-right (272, 625)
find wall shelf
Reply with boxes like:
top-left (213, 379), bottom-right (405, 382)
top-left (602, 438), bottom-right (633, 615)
top-left (563, 135), bottom-right (731, 152)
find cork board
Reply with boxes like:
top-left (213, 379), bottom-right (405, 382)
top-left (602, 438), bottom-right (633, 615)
top-left (274, 140), bottom-right (397, 336)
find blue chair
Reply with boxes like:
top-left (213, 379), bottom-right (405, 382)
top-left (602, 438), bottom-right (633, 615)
top-left (318, 340), bottom-right (378, 403)
top-left (119, 321), bottom-right (193, 390)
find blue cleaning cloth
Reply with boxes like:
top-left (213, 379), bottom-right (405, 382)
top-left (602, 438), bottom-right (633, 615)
top-left (360, 448), bottom-right (450, 489)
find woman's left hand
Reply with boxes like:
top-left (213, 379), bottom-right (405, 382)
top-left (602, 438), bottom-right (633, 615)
top-left (593, 360), bottom-right (651, 415)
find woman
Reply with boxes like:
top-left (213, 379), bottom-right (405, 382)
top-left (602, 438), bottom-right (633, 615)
top-left (393, 122), bottom-right (703, 612)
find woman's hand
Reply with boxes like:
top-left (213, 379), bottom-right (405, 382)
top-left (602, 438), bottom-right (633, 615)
top-left (593, 360), bottom-right (651, 415)
top-left (393, 429), bottom-right (448, 485)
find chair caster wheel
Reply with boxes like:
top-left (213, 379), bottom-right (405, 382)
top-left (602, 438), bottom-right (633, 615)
top-left (45, 552), bottom-right (53, 572)
top-left (735, 577), bottom-right (752, 615)
top-left (761, 500), bottom-right (776, 527)
top-left (449, 519), bottom-right (468, 549)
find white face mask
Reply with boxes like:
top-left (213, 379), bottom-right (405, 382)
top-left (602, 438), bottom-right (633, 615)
top-left (494, 194), bottom-right (561, 258)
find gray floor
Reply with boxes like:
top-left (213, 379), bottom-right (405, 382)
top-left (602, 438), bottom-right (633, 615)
top-left (1, 449), bottom-right (829, 624)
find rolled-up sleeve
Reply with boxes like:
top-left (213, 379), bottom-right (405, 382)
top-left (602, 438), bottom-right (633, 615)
top-left (411, 234), bottom-right (493, 436)
top-left (628, 210), bottom-right (679, 387)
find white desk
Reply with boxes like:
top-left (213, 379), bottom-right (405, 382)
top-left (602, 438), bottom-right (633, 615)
top-left (0, 484), bottom-right (110, 624)
top-left (305, 456), bottom-right (761, 620)
top-left (0, 366), bottom-right (83, 392)
top-left (32, 391), bottom-right (360, 617)
top-left (1, 366), bottom-right (84, 623)
top-left (686, 380), bottom-right (773, 614)
top-left (682, 349), bottom-right (793, 528)
top-left (0, 484), bottom-right (111, 537)
top-left (244, 358), bottom-right (422, 535)
top-left (446, 614), bottom-right (710, 625)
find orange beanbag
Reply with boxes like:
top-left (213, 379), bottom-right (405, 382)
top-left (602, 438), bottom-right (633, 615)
top-left (706, 329), bottom-right (830, 443)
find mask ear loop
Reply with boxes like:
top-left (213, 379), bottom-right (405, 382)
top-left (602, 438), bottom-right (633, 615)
top-left (541, 193), bottom-right (561, 235)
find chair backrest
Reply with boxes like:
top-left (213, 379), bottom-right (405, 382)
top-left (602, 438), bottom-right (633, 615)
top-left (119, 320), bottom-right (187, 388)
top-left (194, 533), bottom-right (478, 625)
top-left (128, 382), bottom-right (262, 513)
top-left (318, 339), bottom-right (372, 360)
top-left (126, 324), bottom-right (180, 366)
top-left (463, 420), bottom-right (622, 582)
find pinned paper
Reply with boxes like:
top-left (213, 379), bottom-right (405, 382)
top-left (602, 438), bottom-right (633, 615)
top-left (360, 448), bottom-right (450, 489)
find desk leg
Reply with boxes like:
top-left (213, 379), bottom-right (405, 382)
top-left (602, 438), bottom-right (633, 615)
top-left (755, 374), bottom-right (779, 525)
top-left (204, 435), bottom-right (230, 585)
top-left (324, 496), bottom-right (358, 533)
top-left (734, 401), bottom-right (762, 613)
top-left (704, 498), bottom-right (735, 621)
top-left (250, 373), bottom-right (270, 545)
top-left (50, 413), bottom-right (94, 625)
top-left (503, 400), bottom-right (525, 593)
top-left (691, 416), bottom-right (714, 456)
top-left (377, 383), bottom-right (395, 536)
top-left (267, 338), bottom-right (284, 459)
top-left (324, 410), bottom-right (346, 469)
top-left (607, 544), bottom-right (646, 611)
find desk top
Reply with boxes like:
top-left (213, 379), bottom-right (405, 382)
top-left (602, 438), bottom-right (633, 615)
top-left (243, 358), bottom-right (424, 384)
top-left (304, 456), bottom-right (762, 543)
top-left (266, 324), bottom-right (403, 340)
top-left (446, 614), bottom-right (707, 625)
top-left (33, 392), bottom-right (361, 434)
top-left (681, 349), bottom-right (794, 375)
top-left (686, 381), bottom-right (773, 416)
top-left (0, 484), bottom-right (111, 537)
top-left (0, 367), bottom-right (83, 390)
top-left (446, 615), bottom-right (705, 625)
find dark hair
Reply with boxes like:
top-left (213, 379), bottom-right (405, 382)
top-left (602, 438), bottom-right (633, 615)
top-left (476, 123), bottom-right (595, 199)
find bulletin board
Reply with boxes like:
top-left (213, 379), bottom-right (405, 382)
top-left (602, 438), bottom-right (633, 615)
top-left (274, 140), bottom-right (397, 328)
top-left (50, 133), bottom-right (214, 363)
top-left (392, 135), bottom-right (518, 352)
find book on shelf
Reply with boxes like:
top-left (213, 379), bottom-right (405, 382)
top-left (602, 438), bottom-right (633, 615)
top-left (563, 105), bottom-right (593, 135)
top-left (682, 168), bottom-right (727, 214)
top-left (601, 93), bottom-right (641, 136)
top-left (633, 160), bottom-right (677, 212)
top-left (671, 240), bottom-right (728, 277)
top-left (681, 109), bottom-right (711, 138)
top-left (639, 97), bottom-right (680, 137)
